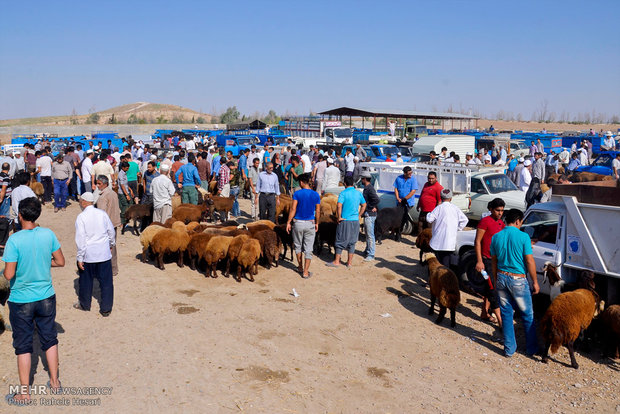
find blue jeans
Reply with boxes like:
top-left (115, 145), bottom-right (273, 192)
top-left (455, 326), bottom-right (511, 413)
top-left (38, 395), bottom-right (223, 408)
top-left (496, 272), bottom-right (538, 357)
top-left (53, 179), bottom-right (68, 208)
top-left (230, 186), bottom-right (240, 217)
top-left (364, 215), bottom-right (376, 258)
top-left (8, 295), bottom-right (58, 355)
top-left (0, 196), bottom-right (11, 217)
top-left (78, 260), bottom-right (114, 313)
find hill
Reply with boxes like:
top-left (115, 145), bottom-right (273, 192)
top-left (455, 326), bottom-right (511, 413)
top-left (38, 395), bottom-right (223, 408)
top-left (0, 102), bottom-right (214, 126)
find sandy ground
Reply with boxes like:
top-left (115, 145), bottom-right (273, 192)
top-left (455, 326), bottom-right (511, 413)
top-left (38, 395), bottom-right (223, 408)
top-left (1, 198), bottom-right (619, 413)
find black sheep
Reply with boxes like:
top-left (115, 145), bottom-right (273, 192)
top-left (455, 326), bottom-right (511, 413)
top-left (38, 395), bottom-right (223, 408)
top-left (122, 203), bottom-right (153, 235)
top-left (375, 201), bottom-right (409, 243)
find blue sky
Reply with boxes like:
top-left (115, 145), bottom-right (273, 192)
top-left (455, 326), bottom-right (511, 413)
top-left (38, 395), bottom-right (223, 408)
top-left (1, 0), bottom-right (618, 120)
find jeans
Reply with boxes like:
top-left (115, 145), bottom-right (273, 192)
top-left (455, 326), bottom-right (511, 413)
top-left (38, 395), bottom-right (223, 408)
top-left (53, 179), bottom-right (68, 208)
top-left (78, 260), bottom-right (114, 313)
top-left (496, 272), bottom-right (538, 357)
top-left (8, 295), bottom-right (58, 355)
top-left (230, 186), bottom-right (240, 216)
top-left (364, 215), bottom-right (376, 258)
top-left (0, 196), bottom-right (11, 217)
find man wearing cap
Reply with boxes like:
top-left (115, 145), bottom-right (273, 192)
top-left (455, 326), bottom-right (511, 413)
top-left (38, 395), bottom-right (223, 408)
top-left (323, 157), bottom-right (341, 191)
top-left (426, 188), bottom-right (468, 267)
top-left (393, 166), bottom-right (418, 231)
top-left (13, 151), bottom-right (25, 174)
top-left (602, 131), bottom-right (616, 151)
top-left (95, 175), bottom-right (121, 276)
top-left (361, 172), bottom-right (379, 261)
top-left (520, 159), bottom-right (532, 192)
top-left (51, 154), bottom-right (72, 212)
top-left (151, 164), bottom-right (176, 223)
top-left (74, 192), bottom-right (115, 317)
top-left (465, 152), bottom-right (476, 165)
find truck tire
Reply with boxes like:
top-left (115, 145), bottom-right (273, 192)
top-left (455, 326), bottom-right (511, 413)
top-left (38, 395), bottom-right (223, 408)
top-left (401, 220), bottom-right (413, 235)
top-left (458, 250), bottom-right (485, 295)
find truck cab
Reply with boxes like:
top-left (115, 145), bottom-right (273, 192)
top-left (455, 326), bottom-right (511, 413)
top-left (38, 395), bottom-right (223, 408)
top-left (469, 171), bottom-right (526, 220)
top-left (325, 127), bottom-right (353, 144)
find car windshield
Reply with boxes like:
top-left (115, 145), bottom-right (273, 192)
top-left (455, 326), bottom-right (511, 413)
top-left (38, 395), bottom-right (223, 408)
top-left (592, 154), bottom-right (612, 167)
top-left (236, 137), bottom-right (255, 145)
top-left (521, 211), bottom-right (559, 244)
top-left (482, 174), bottom-right (518, 193)
top-left (333, 128), bottom-right (352, 138)
top-left (383, 147), bottom-right (400, 156)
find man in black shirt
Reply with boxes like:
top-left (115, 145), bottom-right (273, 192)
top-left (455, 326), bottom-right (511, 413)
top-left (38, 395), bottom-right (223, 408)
top-left (361, 172), bottom-right (380, 261)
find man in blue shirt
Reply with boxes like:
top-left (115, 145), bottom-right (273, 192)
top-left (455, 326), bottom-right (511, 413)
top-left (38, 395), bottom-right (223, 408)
top-left (257, 162), bottom-right (281, 223)
top-left (239, 148), bottom-right (249, 197)
top-left (286, 173), bottom-right (321, 278)
top-left (211, 149), bottom-right (223, 179)
top-left (175, 153), bottom-right (202, 205)
top-left (393, 166), bottom-right (418, 233)
top-left (567, 152), bottom-right (581, 173)
top-left (327, 176), bottom-right (366, 268)
top-left (490, 208), bottom-right (539, 358)
top-left (4, 197), bottom-right (66, 405)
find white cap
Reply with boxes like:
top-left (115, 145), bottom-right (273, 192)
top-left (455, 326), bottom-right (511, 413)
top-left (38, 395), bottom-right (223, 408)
top-left (160, 164), bottom-right (170, 172)
top-left (80, 192), bottom-right (95, 202)
top-left (354, 156), bottom-right (359, 161)
top-left (518, 157), bottom-right (525, 162)
top-left (86, 149), bottom-right (94, 154)
top-left (150, 154), bottom-right (157, 160)
top-left (606, 131), bottom-right (613, 136)
top-left (397, 152), bottom-right (401, 155)
top-left (524, 159), bottom-right (532, 166)
top-left (326, 157), bottom-right (334, 164)
top-left (466, 152), bottom-right (473, 156)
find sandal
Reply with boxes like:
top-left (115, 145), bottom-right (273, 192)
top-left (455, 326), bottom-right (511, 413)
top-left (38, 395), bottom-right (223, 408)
top-left (301, 272), bottom-right (312, 279)
top-left (481, 315), bottom-right (498, 324)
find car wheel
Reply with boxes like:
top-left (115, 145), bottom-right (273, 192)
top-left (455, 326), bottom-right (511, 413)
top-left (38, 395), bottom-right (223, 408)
top-left (458, 250), bottom-right (484, 294)
top-left (401, 220), bottom-right (413, 235)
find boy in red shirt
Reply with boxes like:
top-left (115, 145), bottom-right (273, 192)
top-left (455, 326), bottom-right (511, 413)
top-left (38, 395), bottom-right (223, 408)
top-left (474, 197), bottom-right (506, 326)
top-left (416, 172), bottom-right (443, 235)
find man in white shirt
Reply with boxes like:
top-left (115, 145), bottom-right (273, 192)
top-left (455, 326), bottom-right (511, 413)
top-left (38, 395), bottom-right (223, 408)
top-left (36, 150), bottom-right (53, 202)
top-left (465, 153), bottom-right (477, 165)
top-left (81, 150), bottom-right (95, 193)
top-left (323, 158), bottom-right (341, 190)
top-left (612, 153), bottom-right (620, 181)
top-left (185, 138), bottom-right (196, 151)
top-left (150, 164), bottom-right (176, 223)
top-left (74, 192), bottom-right (115, 317)
top-left (602, 132), bottom-right (616, 151)
top-left (344, 148), bottom-right (355, 176)
top-left (482, 149), bottom-right (492, 165)
top-left (426, 188), bottom-right (468, 267)
top-left (10, 172), bottom-right (36, 227)
top-left (520, 159), bottom-right (532, 192)
top-left (301, 150), bottom-right (312, 174)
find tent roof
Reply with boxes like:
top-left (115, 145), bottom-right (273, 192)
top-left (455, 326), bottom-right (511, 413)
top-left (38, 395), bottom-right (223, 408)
top-left (318, 106), bottom-right (478, 120)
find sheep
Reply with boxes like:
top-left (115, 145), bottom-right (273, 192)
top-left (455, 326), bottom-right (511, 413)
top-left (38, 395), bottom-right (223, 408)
top-left (172, 202), bottom-right (209, 224)
top-left (208, 179), bottom-right (218, 195)
top-left (0, 276), bottom-right (10, 332)
top-left (375, 201), bottom-right (409, 243)
top-left (421, 252), bottom-right (461, 328)
top-left (122, 203), bottom-right (153, 235)
top-left (149, 223), bottom-right (191, 270)
top-left (248, 224), bottom-right (273, 236)
top-left (163, 217), bottom-right (177, 228)
top-left (138, 224), bottom-right (166, 262)
top-left (203, 236), bottom-right (234, 278)
top-left (186, 232), bottom-right (216, 271)
top-left (314, 214), bottom-right (337, 256)
top-left (415, 228), bottom-right (433, 262)
top-left (171, 193), bottom-right (182, 210)
top-left (246, 220), bottom-right (276, 230)
top-left (273, 224), bottom-right (294, 262)
top-left (598, 305), bottom-right (620, 359)
top-left (568, 172), bottom-right (611, 183)
top-left (320, 194), bottom-right (338, 216)
top-left (252, 229), bottom-right (281, 269)
top-left (150, 221), bottom-right (166, 227)
top-left (237, 238), bottom-right (262, 282)
top-left (185, 221), bottom-right (202, 232)
top-left (224, 234), bottom-right (250, 278)
top-left (29, 176), bottom-right (44, 204)
top-left (540, 287), bottom-right (602, 369)
top-left (544, 264), bottom-right (596, 301)
top-left (275, 194), bottom-right (293, 223)
top-left (205, 195), bottom-right (234, 222)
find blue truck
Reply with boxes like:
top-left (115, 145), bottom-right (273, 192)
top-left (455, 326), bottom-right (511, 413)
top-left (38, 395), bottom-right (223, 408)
top-left (576, 151), bottom-right (620, 176)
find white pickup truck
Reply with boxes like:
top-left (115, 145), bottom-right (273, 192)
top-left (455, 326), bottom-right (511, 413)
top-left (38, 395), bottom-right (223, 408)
top-left (454, 181), bottom-right (620, 304)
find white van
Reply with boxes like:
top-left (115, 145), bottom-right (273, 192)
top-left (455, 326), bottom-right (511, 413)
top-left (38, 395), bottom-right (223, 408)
top-left (411, 135), bottom-right (475, 161)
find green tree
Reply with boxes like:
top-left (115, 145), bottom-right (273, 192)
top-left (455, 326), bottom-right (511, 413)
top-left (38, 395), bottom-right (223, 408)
top-left (86, 112), bottom-right (100, 124)
top-left (107, 113), bottom-right (117, 124)
top-left (127, 114), bottom-right (138, 124)
top-left (263, 109), bottom-right (279, 124)
top-left (220, 106), bottom-right (240, 124)
top-left (171, 115), bottom-right (186, 124)
top-left (196, 116), bottom-right (206, 124)
top-left (156, 115), bottom-right (167, 124)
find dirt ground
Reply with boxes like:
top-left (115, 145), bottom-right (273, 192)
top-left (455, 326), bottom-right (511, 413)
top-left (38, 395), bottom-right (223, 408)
top-left (1, 198), bottom-right (618, 413)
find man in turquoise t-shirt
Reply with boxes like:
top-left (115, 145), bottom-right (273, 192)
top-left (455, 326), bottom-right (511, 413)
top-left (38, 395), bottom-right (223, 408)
top-left (327, 176), bottom-right (366, 268)
top-left (490, 208), bottom-right (539, 358)
top-left (3, 197), bottom-right (65, 405)
top-left (125, 154), bottom-right (140, 203)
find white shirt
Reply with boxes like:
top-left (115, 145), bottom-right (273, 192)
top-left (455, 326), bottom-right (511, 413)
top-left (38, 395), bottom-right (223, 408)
top-left (151, 174), bottom-right (176, 209)
top-left (75, 205), bottom-right (115, 263)
top-left (324, 165), bottom-right (341, 189)
top-left (344, 153), bottom-right (355, 172)
top-left (81, 156), bottom-right (94, 183)
top-left (467, 159), bottom-right (477, 165)
top-left (36, 156), bottom-right (53, 177)
top-left (482, 154), bottom-right (492, 164)
top-left (578, 148), bottom-right (588, 165)
top-left (612, 158), bottom-right (620, 178)
top-left (520, 167), bottom-right (531, 191)
top-left (558, 150), bottom-right (570, 164)
top-left (10, 185), bottom-right (36, 222)
top-left (426, 201), bottom-right (468, 251)
top-left (301, 154), bottom-right (312, 173)
top-left (185, 140), bottom-right (196, 150)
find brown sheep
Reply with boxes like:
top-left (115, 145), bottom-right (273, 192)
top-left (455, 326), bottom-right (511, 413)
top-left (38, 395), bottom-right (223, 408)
top-left (273, 224), bottom-right (294, 262)
top-left (253, 229), bottom-right (281, 269)
top-left (415, 228), bottom-right (433, 262)
top-left (29, 176), bottom-right (44, 204)
top-left (172, 203), bottom-right (209, 224)
top-left (599, 304), bottom-right (620, 359)
top-left (275, 194), bottom-right (293, 223)
top-left (422, 252), bottom-right (461, 328)
top-left (320, 194), bottom-right (338, 216)
top-left (139, 224), bottom-right (166, 262)
top-left (185, 221), bottom-right (201, 232)
top-left (0, 276), bottom-right (10, 332)
top-left (122, 203), bottom-right (153, 235)
top-left (568, 172), bottom-right (609, 183)
top-left (150, 224), bottom-right (191, 270)
top-left (224, 234), bottom-right (250, 278)
top-left (163, 218), bottom-right (177, 228)
top-left (248, 224), bottom-right (273, 236)
top-left (203, 236), bottom-right (234, 278)
top-left (186, 233), bottom-right (216, 271)
top-left (204, 195), bottom-right (234, 222)
top-left (237, 238), bottom-right (262, 282)
top-left (246, 220), bottom-right (276, 230)
top-left (540, 288), bottom-right (602, 369)
top-left (150, 221), bottom-right (166, 227)
top-left (171, 193), bottom-right (182, 211)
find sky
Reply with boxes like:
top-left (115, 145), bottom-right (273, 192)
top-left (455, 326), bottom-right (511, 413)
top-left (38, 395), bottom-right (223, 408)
top-left (1, 0), bottom-right (619, 120)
